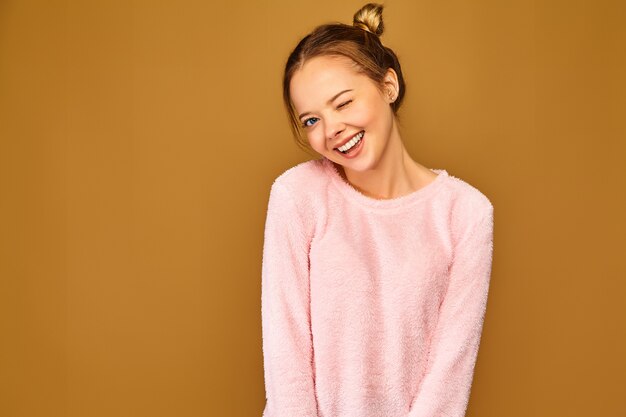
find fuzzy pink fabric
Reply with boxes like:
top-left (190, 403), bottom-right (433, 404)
top-left (261, 156), bottom-right (494, 417)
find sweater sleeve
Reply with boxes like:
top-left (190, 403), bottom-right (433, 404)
top-left (407, 202), bottom-right (494, 417)
top-left (261, 181), bottom-right (319, 417)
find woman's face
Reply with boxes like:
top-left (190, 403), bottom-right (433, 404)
top-left (289, 55), bottom-right (398, 172)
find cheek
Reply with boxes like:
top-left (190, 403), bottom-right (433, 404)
top-left (307, 131), bottom-right (326, 151)
top-left (352, 101), bottom-right (378, 127)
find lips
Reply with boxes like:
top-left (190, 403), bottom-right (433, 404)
top-left (335, 131), bottom-right (364, 159)
top-left (333, 130), bottom-right (364, 150)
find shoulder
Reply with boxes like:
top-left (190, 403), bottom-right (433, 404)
top-left (444, 172), bottom-right (493, 213)
top-left (271, 158), bottom-right (327, 191)
top-left (266, 158), bottom-right (329, 236)
top-left (269, 158), bottom-right (330, 209)
top-left (439, 171), bottom-right (494, 235)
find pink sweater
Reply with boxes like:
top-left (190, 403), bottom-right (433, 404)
top-left (261, 156), bottom-right (494, 417)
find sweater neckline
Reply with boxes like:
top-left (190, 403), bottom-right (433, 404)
top-left (321, 156), bottom-right (448, 210)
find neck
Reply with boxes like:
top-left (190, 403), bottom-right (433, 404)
top-left (336, 123), bottom-right (425, 200)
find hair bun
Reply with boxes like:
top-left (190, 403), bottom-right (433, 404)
top-left (353, 3), bottom-right (385, 37)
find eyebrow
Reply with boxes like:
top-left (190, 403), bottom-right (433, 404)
top-left (298, 89), bottom-right (354, 120)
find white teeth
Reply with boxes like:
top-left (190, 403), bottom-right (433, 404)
top-left (338, 131), bottom-right (364, 153)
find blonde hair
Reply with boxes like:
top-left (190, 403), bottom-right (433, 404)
top-left (283, 3), bottom-right (406, 154)
top-left (352, 2), bottom-right (385, 36)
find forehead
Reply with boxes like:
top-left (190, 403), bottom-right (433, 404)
top-left (290, 55), bottom-right (370, 110)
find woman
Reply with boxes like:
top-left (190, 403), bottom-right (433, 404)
top-left (261, 3), bottom-right (494, 417)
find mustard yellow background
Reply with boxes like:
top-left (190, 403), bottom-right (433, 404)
top-left (1, 1), bottom-right (624, 416)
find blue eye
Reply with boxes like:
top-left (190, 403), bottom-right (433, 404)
top-left (302, 117), bottom-right (319, 128)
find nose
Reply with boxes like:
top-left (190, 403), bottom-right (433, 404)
top-left (325, 114), bottom-right (345, 143)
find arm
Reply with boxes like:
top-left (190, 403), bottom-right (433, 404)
top-left (407, 202), bottom-right (494, 417)
top-left (261, 181), bottom-right (319, 417)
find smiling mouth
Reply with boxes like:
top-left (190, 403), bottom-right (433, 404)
top-left (334, 131), bottom-right (364, 153)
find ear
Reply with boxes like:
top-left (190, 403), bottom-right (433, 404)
top-left (382, 68), bottom-right (400, 102)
